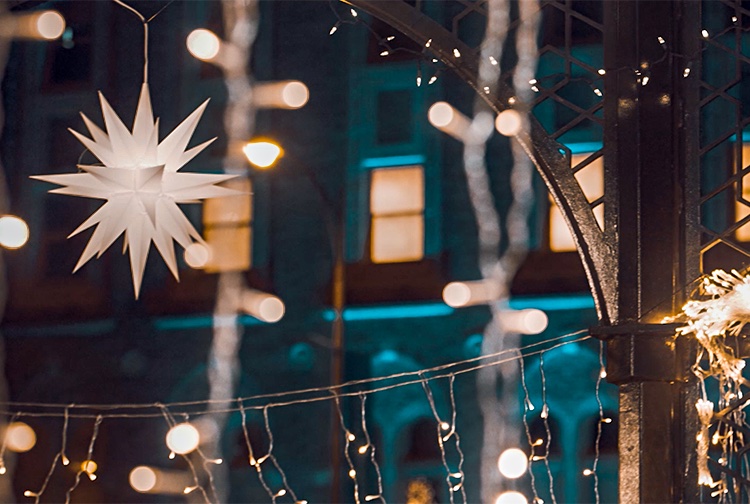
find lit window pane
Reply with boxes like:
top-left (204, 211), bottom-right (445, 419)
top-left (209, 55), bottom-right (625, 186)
top-left (736, 144), bottom-right (750, 241)
top-left (370, 166), bottom-right (424, 215)
top-left (371, 215), bottom-right (424, 263)
top-left (549, 153), bottom-right (604, 252)
top-left (205, 226), bottom-right (251, 272)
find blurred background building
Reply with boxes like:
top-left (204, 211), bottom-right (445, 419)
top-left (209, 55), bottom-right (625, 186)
top-left (0, 1), bottom-right (620, 502)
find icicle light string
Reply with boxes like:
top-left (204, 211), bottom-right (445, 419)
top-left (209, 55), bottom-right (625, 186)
top-left (419, 374), bottom-right (467, 504)
top-left (327, 0), bottom-right (446, 86)
top-left (64, 415), bottom-right (103, 504)
top-left (332, 393), bottom-right (361, 504)
top-left (589, 340), bottom-right (606, 504)
top-left (357, 393), bottom-right (385, 504)
top-left (447, 375), bottom-right (468, 504)
top-left (538, 353), bottom-right (558, 504)
top-left (261, 405), bottom-right (299, 503)
top-left (0, 339), bottom-right (592, 425)
top-left (518, 352), bottom-right (542, 504)
top-left (157, 405), bottom-right (211, 504)
top-left (239, 402), bottom-right (276, 502)
top-left (24, 406), bottom-right (70, 503)
top-left (0, 330), bottom-right (588, 418)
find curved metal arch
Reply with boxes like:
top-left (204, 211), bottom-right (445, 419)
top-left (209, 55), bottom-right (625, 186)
top-left (342, 0), bottom-right (617, 323)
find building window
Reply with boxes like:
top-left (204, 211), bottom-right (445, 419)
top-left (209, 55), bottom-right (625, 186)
top-left (736, 143), bottom-right (750, 241)
top-left (549, 151), bottom-right (604, 252)
top-left (203, 178), bottom-right (252, 272)
top-left (370, 165), bottom-right (425, 263)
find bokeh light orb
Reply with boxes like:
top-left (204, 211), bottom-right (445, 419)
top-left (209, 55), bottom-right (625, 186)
top-left (0, 215), bottom-right (29, 249)
top-left (186, 29), bottom-right (221, 61)
top-left (6, 422), bottom-right (36, 453)
top-left (166, 423), bottom-right (200, 455)
top-left (129, 466), bottom-right (157, 493)
top-left (497, 447), bottom-right (528, 479)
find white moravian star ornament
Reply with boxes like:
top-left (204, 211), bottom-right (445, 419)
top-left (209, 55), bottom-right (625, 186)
top-left (33, 84), bottom-right (238, 298)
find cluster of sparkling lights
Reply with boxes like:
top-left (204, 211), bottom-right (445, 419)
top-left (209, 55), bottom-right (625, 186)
top-left (672, 269), bottom-right (750, 493)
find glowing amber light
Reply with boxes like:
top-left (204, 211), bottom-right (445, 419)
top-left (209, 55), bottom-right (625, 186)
top-left (166, 423), bottom-right (200, 455)
top-left (495, 109), bottom-right (523, 136)
top-left (6, 422), bottom-right (36, 453)
top-left (0, 215), bottom-right (29, 249)
top-left (241, 290), bottom-right (285, 323)
top-left (35, 11), bottom-right (65, 40)
top-left (495, 491), bottom-right (528, 504)
top-left (243, 141), bottom-right (283, 169)
top-left (186, 29), bottom-right (221, 61)
top-left (129, 466), bottom-right (157, 493)
top-left (497, 448), bottom-right (528, 479)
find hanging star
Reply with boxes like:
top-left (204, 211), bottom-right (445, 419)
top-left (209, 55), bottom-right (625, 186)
top-left (33, 84), bottom-right (238, 298)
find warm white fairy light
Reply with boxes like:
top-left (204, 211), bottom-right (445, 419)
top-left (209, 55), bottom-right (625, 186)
top-left (240, 289), bottom-right (285, 323)
top-left (495, 491), bottom-right (528, 504)
top-left (166, 423), bottom-right (200, 455)
top-left (64, 416), bottom-right (102, 504)
top-left (421, 375), bottom-right (466, 504)
top-left (187, 28), bottom-right (221, 61)
top-left (641, 75), bottom-right (650, 86)
top-left (583, 468), bottom-right (593, 476)
top-left (333, 395), bottom-right (361, 503)
top-left (379, 50), bottom-right (389, 57)
top-left (329, 24), bottom-right (338, 35)
top-left (6, 421), bottom-right (35, 452)
top-left (657, 36), bottom-right (666, 46)
top-left (702, 29), bottom-right (709, 38)
top-left (593, 88), bottom-right (602, 97)
top-left (243, 140), bottom-right (283, 169)
top-left (497, 447), bottom-right (528, 478)
top-left (453, 48), bottom-right (461, 58)
top-left (489, 56), bottom-right (498, 65)
top-left (428, 75), bottom-right (438, 85)
top-left (495, 109), bottom-right (523, 137)
top-left (0, 215), bottom-right (29, 249)
top-left (425, 38), bottom-right (432, 47)
top-left (428, 102), bottom-right (471, 141)
top-left (597, 68), bottom-right (606, 75)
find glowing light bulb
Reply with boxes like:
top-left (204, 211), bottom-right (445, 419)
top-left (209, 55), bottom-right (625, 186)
top-left (186, 29), bottom-right (221, 61)
top-left (82, 460), bottom-right (97, 480)
top-left (489, 56), bottom-right (498, 65)
top-left (281, 81), bottom-right (309, 109)
top-left (497, 448), bottom-right (528, 479)
top-left (598, 68), bottom-right (606, 75)
top-left (583, 468), bottom-right (593, 476)
top-left (0, 215), bottom-right (29, 249)
top-left (358, 445), bottom-right (368, 454)
top-left (495, 491), bottom-right (528, 504)
top-left (701, 29), bottom-right (709, 38)
top-left (349, 469), bottom-right (357, 479)
top-left (495, 109), bottom-right (523, 136)
top-left (347, 433), bottom-right (356, 442)
top-left (35, 11), bottom-right (65, 40)
top-left (258, 297), bottom-right (285, 323)
top-left (275, 489), bottom-right (287, 497)
top-left (6, 422), bottom-right (36, 452)
top-left (243, 141), bottom-right (283, 169)
top-left (0, 466), bottom-right (7, 475)
top-left (129, 466), bottom-right (157, 493)
top-left (166, 423), bottom-right (200, 455)
top-left (453, 48), bottom-right (461, 58)
top-left (184, 243), bottom-right (210, 269)
top-left (440, 421), bottom-right (450, 431)
top-left (600, 368), bottom-right (607, 379)
top-left (443, 282), bottom-right (471, 307)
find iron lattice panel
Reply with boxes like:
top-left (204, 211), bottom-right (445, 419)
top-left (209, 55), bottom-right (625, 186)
top-left (699, 0), bottom-right (750, 274)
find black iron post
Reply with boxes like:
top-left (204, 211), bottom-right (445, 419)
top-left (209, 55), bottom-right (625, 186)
top-left (600, 1), bottom-right (701, 501)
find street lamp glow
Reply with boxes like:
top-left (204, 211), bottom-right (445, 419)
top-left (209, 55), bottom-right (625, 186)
top-left (243, 140), bottom-right (283, 169)
top-left (281, 81), bottom-right (309, 108)
top-left (495, 491), bottom-right (528, 504)
top-left (495, 109), bottom-right (523, 136)
top-left (6, 422), bottom-right (36, 453)
top-left (129, 466), bottom-right (157, 493)
top-left (186, 29), bottom-right (221, 61)
top-left (498, 447), bottom-right (528, 479)
top-left (166, 423), bottom-right (200, 455)
top-left (0, 215), bottom-right (29, 249)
